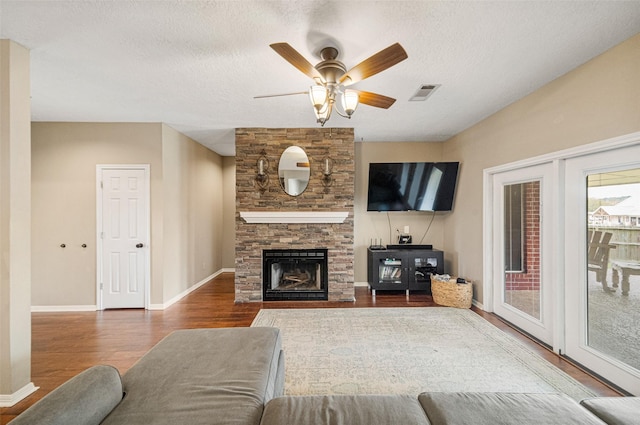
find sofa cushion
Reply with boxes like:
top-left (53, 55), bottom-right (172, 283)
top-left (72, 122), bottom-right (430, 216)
top-left (580, 397), bottom-right (640, 425)
top-left (273, 349), bottom-right (285, 398)
top-left (11, 365), bottom-right (123, 425)
top-left (260, 395), bottom-right (431, 425)
top-left (418, 392), bottom-right (606, 425)
top-left (101, 327), bottom-right (283, 425)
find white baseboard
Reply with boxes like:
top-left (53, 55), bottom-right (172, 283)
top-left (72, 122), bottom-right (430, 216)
top-left (31, 269), bottom-right (233, 312)
top-left (472, 299), bottom-right (485, 310)
top-left (0, 382), bottom-right (38, 407)
top-left (31, 305), bottom-right (97, 312)
top-left (148, 270), bottom-right (223, 310)
top-left (354, 281), bottom-right (370, 287)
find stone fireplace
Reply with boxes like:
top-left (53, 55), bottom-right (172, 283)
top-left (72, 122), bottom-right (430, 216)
top-left (234, 128), bottom-right (355, 302)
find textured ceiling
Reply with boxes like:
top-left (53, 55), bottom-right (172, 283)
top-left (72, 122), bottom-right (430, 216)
top-left (1, 1), bottom-right (639, 156)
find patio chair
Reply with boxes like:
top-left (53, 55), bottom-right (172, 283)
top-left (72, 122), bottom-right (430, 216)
top-left (587, 230), bottom-right (616, 291)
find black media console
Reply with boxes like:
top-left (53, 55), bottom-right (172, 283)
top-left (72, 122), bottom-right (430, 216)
top-left (367, 247), bottom-right (444, 296)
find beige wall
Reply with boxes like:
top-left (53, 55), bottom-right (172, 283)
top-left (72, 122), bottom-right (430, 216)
top-left (31, 122), bottom-right (224, 308)
top-left (442, 33), bottom-right (640, 304)
top-left (161, 124), bottom-right (224, 302)
top-left (31, 123), bottom-right (163, 306)
top-left (353, 142), bottom-right (445, 283)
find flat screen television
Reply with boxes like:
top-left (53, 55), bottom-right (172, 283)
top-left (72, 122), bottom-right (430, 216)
top-left (367, 162), bottom-right (460, 212)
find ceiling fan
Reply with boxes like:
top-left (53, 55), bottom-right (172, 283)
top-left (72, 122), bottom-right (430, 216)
top-left (255, 42), bottom-right (408, 126)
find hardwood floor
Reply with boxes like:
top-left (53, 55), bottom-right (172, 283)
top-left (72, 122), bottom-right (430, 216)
top-left (1, 272), bottom-right (621, 423)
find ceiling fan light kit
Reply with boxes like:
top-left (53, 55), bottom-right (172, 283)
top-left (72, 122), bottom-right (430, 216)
top-left (260, 42), bottom-right (408, 126)
top-left (341, 90), bottom-right (359, 117)
top-left (314, 97), bottom-right (331, 126)
top-left (309, 84), bottom-right (360, 126)
top-left (310, 85), bottom-right (329, 111)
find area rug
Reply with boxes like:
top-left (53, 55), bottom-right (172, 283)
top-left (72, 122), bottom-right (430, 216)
top-left (251, 307), bottom-right (595, 400)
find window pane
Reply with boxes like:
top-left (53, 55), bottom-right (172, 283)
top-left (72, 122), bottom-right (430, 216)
top-left (587, 170), bottom-right (640, 370)
top-left (504, 181), bottom-right (540, 319)
top-left (504, 184), bottom-right (523, 272)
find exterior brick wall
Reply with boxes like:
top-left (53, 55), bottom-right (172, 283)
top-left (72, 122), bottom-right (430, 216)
top-left (235, 128), bottom-right (355, 302)
top-left (505, 181), bottom-right (541, 290)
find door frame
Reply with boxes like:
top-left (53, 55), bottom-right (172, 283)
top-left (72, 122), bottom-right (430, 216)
top-left (96, 164), bottom-right (151, 310)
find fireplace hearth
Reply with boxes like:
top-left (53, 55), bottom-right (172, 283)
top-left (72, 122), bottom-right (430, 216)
top-left (263, 249), bottom-right (329, 301)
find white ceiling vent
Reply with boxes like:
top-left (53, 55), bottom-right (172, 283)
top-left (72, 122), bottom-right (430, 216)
top-left (409, 84), bottom-right (441, 101)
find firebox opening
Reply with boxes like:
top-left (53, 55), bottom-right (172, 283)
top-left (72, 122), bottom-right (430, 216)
top-left (263, 249), bottom-right (329, 301)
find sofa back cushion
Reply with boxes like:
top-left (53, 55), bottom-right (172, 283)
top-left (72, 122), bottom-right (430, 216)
top-left (11, 365), bottom-right (123, 425)
top-left (100, 327), bottom-right (283, 425)
top-left (581, 397), bottom-right (640, 425)
top-left (260, 395), bottom-right (431, 425)
top-left (418, 392), bottom-right (606, 425)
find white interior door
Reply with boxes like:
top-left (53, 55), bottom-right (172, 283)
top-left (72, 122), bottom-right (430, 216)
top-left (491, 162), bottom-right (555, 346)
top-left (97, 166), bottom-right (150, 309)
top-left (565, 144), bottom-right (640, 395)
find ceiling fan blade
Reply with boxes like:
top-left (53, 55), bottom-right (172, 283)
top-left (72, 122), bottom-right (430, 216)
top-left (254, 91), bottom-right (307, 99)
top-left (354, 90), bottom-right (396, 109)
top-left (270, 43), bottom-right (324, 82)
top-left (339, 43), bottom-right (408, 86)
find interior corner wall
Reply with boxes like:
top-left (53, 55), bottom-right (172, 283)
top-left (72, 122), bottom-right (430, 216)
top-left (222, 156), bottom-right (236, 269)
top-left (353, 141), bottom-right (445, 283)
top-left (160, 124), bottom-right (224, 303)
top-left (31, 122), bottom-right (164, 307)
top-left (31, 123), bottom-right (224, 309)
top-left (442, 33), bottom-right (640, 305)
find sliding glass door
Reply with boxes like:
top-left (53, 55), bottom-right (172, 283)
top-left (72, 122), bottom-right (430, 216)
top-left (491, 163), bottom-right (555, 346)
top-left (565, 143), bottom-right (640, 395)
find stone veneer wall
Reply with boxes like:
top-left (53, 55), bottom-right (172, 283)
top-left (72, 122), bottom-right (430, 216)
top-left (235, 128), bottom-right (355, 302)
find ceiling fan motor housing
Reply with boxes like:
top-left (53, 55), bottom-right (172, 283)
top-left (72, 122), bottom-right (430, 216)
top-left (315, 47), bottom-right (347, 85)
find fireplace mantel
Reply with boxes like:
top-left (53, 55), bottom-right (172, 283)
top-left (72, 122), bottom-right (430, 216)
top-left (239, 211), bottom-right (349, 224)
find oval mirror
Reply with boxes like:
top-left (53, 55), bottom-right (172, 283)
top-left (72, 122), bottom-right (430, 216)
top-left (278, 146), bottom-right (310, 196)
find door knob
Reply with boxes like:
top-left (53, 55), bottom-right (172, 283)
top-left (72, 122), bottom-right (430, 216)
top-left (136, 243), bottom-right (144, 248)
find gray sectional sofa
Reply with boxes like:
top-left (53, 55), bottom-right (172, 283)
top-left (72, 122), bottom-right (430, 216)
top-left (11, 327), bottom-right (640, 425)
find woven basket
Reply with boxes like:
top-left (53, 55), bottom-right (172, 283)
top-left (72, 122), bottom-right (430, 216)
top-left (431, 278), bottom-right (473, 309)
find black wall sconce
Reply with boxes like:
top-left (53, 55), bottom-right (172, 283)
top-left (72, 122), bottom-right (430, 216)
top-left (321, 156), bottom-right (333, 187)
top-left (255, 150), bottom-right (269, 192)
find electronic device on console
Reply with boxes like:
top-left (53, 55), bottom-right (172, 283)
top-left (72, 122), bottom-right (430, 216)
top-left (369, 238), bottom-right (386, 250)
top-left (386, 244), bottom-right (433, 250)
